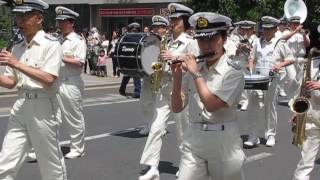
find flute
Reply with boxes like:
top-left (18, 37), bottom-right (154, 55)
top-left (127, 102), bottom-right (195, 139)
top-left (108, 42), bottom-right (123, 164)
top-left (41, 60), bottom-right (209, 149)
top-left (167, 52), bottom-right (215, 65)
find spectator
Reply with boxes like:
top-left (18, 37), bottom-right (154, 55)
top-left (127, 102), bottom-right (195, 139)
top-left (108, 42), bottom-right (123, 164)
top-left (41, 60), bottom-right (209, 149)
top-left (108, 30), bottom-right (120, 77)
top-left (97, 49), bottom-right (107, 77)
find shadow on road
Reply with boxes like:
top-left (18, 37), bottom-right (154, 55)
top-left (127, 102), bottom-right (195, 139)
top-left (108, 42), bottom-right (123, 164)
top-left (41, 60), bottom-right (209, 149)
top-left (158, 161), bottom-right (179, 175)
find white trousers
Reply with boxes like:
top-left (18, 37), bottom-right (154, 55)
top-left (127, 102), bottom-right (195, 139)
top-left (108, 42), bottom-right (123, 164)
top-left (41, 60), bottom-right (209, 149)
top-left (293, 123), bottom-right (320, 180)
top-left (140, 89), bottom-right (188, 167)
top-left (140, 77), bottom-right (156, 128)
top-left (177, 123), bottom-right (246, 180)
top-left (247, 77), bottom-right (279, 138)
top-left (57, 79), bottom-right (85, 154)
top-left (0, 97), bottom-right (67, 180)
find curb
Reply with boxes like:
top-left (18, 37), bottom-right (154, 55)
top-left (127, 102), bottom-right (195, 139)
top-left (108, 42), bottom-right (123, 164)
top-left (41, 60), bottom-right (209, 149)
top-left (0, 82), bottom-right (125, 96)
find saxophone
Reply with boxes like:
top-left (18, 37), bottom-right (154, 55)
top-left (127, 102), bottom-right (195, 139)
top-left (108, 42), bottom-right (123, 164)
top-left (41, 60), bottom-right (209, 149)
top-left (150, 32), bottom-right (168, 93)
top-left (290, 47), bottom-right (320, 147)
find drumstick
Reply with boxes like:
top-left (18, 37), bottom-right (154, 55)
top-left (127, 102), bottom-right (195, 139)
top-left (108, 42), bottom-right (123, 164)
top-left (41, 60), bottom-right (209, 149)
top-left (167, 52), bottom-right (215, 65)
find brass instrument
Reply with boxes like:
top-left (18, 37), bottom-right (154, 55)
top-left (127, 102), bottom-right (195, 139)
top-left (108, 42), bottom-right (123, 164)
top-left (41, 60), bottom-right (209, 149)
top-left (150, 32), bottom-right (168, 93)
top-left (284, 0), bottom-right (307, 24)
top-left (290, 47), bottom-right (320, 147)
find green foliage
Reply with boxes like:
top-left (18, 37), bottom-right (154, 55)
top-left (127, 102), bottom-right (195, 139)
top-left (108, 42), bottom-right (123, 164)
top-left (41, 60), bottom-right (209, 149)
top-left (182, 0), bottom-right (320, 29)
top-left (0, 6), bottom-right (12, 49)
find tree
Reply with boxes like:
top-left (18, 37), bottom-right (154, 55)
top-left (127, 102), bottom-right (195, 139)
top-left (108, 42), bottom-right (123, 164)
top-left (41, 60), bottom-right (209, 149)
top-left (182, 0), bottom-right (319, 28)
top-left (182, 0), bottom-right (320, 46)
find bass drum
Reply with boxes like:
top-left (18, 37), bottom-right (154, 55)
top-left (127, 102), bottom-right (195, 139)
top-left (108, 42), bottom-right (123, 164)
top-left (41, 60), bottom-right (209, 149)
top-left (114, 32), bottom-right (161, 77)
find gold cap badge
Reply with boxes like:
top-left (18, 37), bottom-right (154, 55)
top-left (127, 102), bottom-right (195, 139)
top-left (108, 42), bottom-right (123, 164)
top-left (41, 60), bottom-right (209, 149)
top-left (57, 9), bottom-right (63, 15)
top-left (170, 5), bottom-right (176, 13)
top-left (16, 0), bottom-right (23, 5)
top-left (197, 17), bottom-right (209, 28)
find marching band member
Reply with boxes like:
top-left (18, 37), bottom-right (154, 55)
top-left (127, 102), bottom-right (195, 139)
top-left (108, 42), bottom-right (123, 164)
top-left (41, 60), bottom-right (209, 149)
top-left (245, 16), bottom-right (295, 147)
top-left (171, 12), bottom-right (246, 180)
top-left (118, 22), bottom-right (142, 98)
top-left (0, 0), bottom-right (67, 179)
top-left (55, 6), bottom-right (87, 159)
top-left (282, 16), bottom-right (310, 98)
top-left (139, 3), bottom-right (198, 180)
top-left (292, 48), bottom-right (320, 180)
top-left (233, 20), bottom-right (257, 111)
top-left (138, 15), bottom-right (169, 136)
top-left (276, 17), bottom-right (291, 97)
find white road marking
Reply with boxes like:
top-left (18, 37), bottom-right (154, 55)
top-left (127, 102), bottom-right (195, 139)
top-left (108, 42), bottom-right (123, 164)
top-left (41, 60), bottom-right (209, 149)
top-left (59, 120), bottom-right (271, 164)
top-left (0, 94), bottom-right (139, 118)
top-left (60, 121), bottom-right (175, 145)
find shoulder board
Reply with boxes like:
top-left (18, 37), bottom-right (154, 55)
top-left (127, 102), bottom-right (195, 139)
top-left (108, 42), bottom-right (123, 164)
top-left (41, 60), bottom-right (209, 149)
top-left (227, 59), bottom-right (241, 70)
top-left (45, 34), bottom-right (59, 41)
top-left (185, 34), bottom-right (193, 39)
top-left (75, 34), bottom-right (84, 41)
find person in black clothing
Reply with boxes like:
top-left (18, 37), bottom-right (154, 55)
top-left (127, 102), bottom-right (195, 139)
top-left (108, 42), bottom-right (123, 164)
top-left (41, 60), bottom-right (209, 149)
top-left (118, 22), bottom-right (142, 98)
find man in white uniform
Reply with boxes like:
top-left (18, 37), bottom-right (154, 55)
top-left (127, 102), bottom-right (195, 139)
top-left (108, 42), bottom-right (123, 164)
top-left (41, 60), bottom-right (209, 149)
top-left (292, 48), bottom-right (320, 180)
top-left (55, 6), bottom-right (87, 159)
top-left (139, 3), bottom-right (198, 180)
top-left (138, 15), bottom-right (169, 136)
top-left (245, 16), bottom-right (295, 147)
top-left (233, 20), bottom-right (257, 111)
top-left (282, 16), bottom-right (310, 98)
top-left (171, 12), bottom-right (246, 180)
top-left (0, 0), bottom-right (67, 179)
top-left (276, 17), bottom-right (292, 97)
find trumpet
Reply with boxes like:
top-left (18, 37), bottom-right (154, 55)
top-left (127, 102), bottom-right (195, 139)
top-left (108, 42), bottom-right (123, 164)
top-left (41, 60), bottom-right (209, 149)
top-left (167, 52), bottom-right (215, 65)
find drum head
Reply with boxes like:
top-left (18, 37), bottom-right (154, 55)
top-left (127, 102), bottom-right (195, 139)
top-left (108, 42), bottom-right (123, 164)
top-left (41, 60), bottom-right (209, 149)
top-left (245, 74), bottom-right (269, 81)
top-left (141, 34), bottom-right (161, 75)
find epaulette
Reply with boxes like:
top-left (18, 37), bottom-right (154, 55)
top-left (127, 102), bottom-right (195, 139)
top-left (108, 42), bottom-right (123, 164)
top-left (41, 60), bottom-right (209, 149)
top-left (185, 34), bottom-right (194, 39)
top-left (45, 34), bottom-right (59, 41)
top-left (75, 34), bottom-right (84, 41)
top-left (227, 59), bottom-right (241, 70)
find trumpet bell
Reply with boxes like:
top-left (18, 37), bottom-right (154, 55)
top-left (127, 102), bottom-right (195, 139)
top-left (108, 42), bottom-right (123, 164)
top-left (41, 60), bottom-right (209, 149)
top-left (284, 0), bottom-right (307, 23)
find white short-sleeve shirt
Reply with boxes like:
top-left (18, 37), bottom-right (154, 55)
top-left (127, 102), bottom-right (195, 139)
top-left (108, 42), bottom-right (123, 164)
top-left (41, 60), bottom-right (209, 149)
top-left (183, 55), bottom-right (244, 123)
top-left (5, 30), bottom-right (62, 94)
top-left (59, 32), bottom-right (87, 77)
top-left (250, 37), bottom-right (294, 76)
top-left (287, 32), bottom-right (308, 58)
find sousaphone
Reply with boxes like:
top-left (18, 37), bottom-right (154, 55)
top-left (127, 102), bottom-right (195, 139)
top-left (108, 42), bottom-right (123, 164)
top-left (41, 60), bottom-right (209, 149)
top-left (284, 0), bottom-right (307, 23)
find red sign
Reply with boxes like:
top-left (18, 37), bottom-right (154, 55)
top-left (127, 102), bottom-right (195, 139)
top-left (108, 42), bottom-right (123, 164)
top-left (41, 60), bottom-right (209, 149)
top-left (100, 8), bottom-right (155, 17)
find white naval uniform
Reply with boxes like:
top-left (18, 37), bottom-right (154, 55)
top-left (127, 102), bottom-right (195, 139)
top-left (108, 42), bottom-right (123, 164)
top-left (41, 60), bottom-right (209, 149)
top-left (56, 32), bottom-right (87, 155)
top-left (140, 32), bottom-right (199, 167)
top-left (275, 29), bottom-right (294, 96)
top-left (293, 58), bottom-right (320, 180)
top-left (140, 76), bottom-right (156, 130)
top-left (231, 34), bottom-right (258, 108)
top-left (247, 37), bottom-right (294, 139)
top-left (0, 30), bottom-right (67, 180)
top-left (178, 55), bottom-right (245, 180)
top-left (287, 32), bottom-right (309, 96)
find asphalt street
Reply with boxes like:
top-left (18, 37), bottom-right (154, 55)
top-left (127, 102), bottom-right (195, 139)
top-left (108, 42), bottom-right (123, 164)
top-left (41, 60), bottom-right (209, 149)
top-left (0, 85), bottom-right (319, 180)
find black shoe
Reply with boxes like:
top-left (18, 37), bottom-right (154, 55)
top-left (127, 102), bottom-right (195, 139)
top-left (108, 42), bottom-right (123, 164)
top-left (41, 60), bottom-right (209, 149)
top-left (132, 94), bottom-right (140, 98)
top-left (119, 90), bottom-right (126, 96)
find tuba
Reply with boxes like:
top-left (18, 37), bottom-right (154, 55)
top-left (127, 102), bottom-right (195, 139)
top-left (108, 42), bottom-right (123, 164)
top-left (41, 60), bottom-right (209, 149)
top-left (290, 47), bottom-right (320, 147)
top-left (150, 32), bottom-right (169, 93)
top-left (284, 0), bottom-right (307, 23)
